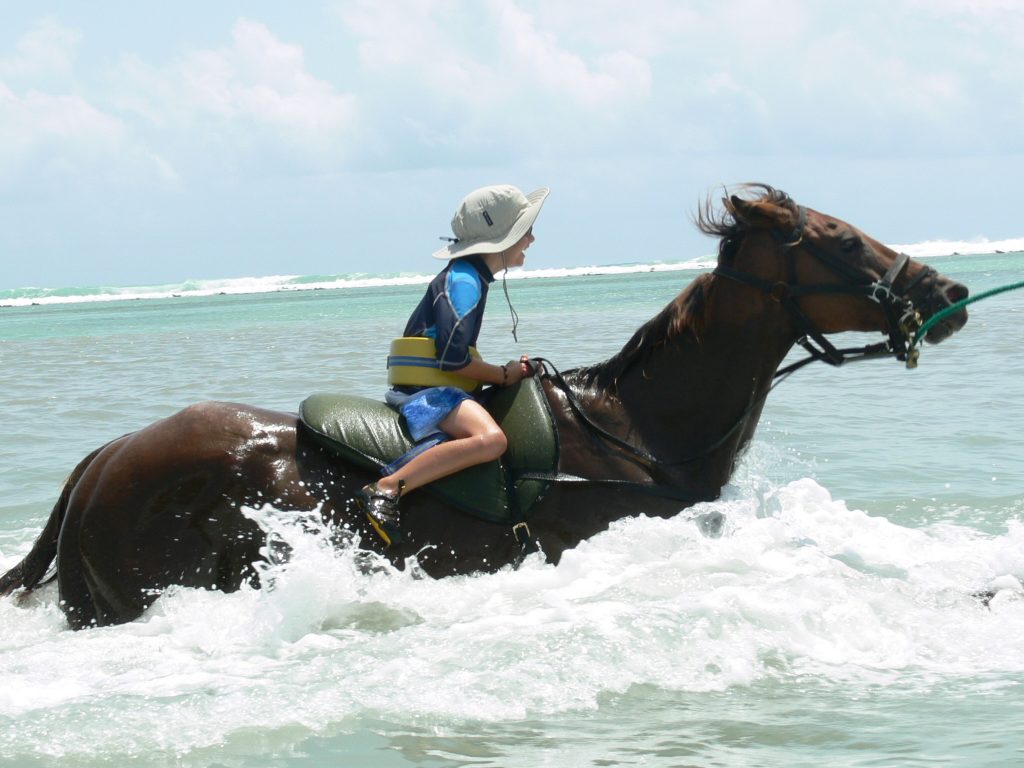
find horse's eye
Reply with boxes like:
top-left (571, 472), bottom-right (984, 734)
top-left (840, 235), bottom-right (862, 253)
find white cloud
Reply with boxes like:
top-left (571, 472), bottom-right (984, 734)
top-left (0, 81), bottom-right (178, 186)
top-left (494, 0), bottom-right (651, 108)
top-left (795, 25), bottom-right (970, 130)
top-left (532, 1), bottom-right (699, 57)
top-left (116, 19), bottom-right (358, 162)
top-left (342, 0), bottom-right (495, 111)
top-left (703, 71), bottom-right (768, 114)
top-left (0, 76), bottom-right (118, 181)
top-left (342, 0), bottom-right (651, 110)
top-left (0, 18), bottom-right (178, 187)
top-left (907, 0), bottom-right (1024, 16)
top-left (336, 0), bottom-right (654, 164)
top-left (0, 16), bottom-right (81, 81)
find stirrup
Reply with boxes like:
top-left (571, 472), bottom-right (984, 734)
top-left (357, 481), bottom-right (404, 546)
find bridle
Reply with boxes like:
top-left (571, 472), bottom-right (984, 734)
top-left (712, 205), bottom-right (935, 374)
top-left (521, 204), bottom-right (942, 503)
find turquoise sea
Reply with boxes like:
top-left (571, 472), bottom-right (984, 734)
top-left (1, 251), bottom-right (1023, 767)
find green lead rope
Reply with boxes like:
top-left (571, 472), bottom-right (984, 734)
top-left (910, 279), bottom-right (1024, 359)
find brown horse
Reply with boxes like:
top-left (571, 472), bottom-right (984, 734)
top-left (0, 185), bottom-right (969, 629)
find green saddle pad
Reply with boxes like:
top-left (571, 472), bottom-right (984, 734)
top-left (299, 378), bottom-right (558, 524)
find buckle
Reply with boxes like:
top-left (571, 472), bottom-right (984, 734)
top-left (511, 522), bottom-right (541, 569)
top-left (899, 308), bottom-right (923, 337)
top-left (871, 282), bottom-right (893, 304)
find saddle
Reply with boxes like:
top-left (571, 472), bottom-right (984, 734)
top-left (298, 378), bottom-right (558, 524)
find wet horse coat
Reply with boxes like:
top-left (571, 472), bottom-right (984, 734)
top-left (0, 186), bottom-right (969, 628)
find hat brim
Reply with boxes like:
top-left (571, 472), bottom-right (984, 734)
top-left (432, 187), bottom-right (549, 260)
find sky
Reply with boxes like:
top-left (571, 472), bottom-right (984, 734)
top-left (1, 0), bottom-right (1023, 289)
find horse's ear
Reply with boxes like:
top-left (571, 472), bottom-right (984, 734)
top-left (728, 195), bottom-right (755, 224)
top-left (728, 195), bottom-right (794, 231)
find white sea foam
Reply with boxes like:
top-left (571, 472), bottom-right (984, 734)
top-left (1, 479), bottom-right (1022, 761)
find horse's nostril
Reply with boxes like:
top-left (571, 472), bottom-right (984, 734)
top-left (946, 283), bottom-right (969, 303)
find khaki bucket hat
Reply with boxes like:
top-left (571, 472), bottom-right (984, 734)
top-left (432, 184), bottom-right (549, 260)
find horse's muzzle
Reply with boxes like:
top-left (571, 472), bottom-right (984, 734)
top-left (922, 279), bottom-right (969, 344)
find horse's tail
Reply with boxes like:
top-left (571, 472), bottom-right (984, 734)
top-left (0, 445), bottom-right (105, 597)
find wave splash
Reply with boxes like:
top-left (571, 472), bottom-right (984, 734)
top-left (1, 481), bottom-right (1023, 766)
top-left (2, 478), bottom-right (1022, 748)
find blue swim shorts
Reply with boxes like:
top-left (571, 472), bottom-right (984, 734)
top-left (385, 386), bottom-right (473, 442)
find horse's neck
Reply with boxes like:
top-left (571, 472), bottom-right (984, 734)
top-left (588, 291), bottom-right (794, 489)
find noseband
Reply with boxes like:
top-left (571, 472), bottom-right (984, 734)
top-left (712, 205), bottom-right (934, 374)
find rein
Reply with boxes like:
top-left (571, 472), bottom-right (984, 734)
top-left (516, 356), bottom-right (716, 507)
top-left (533, 356), bottom-right (751, 472)
top-left (909, 278), bottom-right (1024, 357)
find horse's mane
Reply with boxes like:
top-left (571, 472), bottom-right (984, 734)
top-left (695, 182), bottom-right (796, 264)
top-left (571, 184), bottom-right (794, 390)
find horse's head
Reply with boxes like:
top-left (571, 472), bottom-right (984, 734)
top-left (700, 185), bottom-right (968, 366)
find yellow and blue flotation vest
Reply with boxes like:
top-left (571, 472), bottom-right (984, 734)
top-left (387, 337), bottom-right (481, 392)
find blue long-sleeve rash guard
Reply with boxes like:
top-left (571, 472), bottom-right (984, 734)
top-left (403, 256), bottom-right (495, 371)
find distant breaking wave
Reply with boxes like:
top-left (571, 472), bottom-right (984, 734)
top-left (0, 260), bottom-right (714, 308)
top-left (890, 236), bottom-right (1024, 259)
top-left (3, 238), bottom-right (1022, 308)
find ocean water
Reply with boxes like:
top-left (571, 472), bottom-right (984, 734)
top-left (1, 250), bottom-right (1023, 767)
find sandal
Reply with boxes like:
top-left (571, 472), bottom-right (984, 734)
top-left (356, 481), bottom-right (404, 546)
